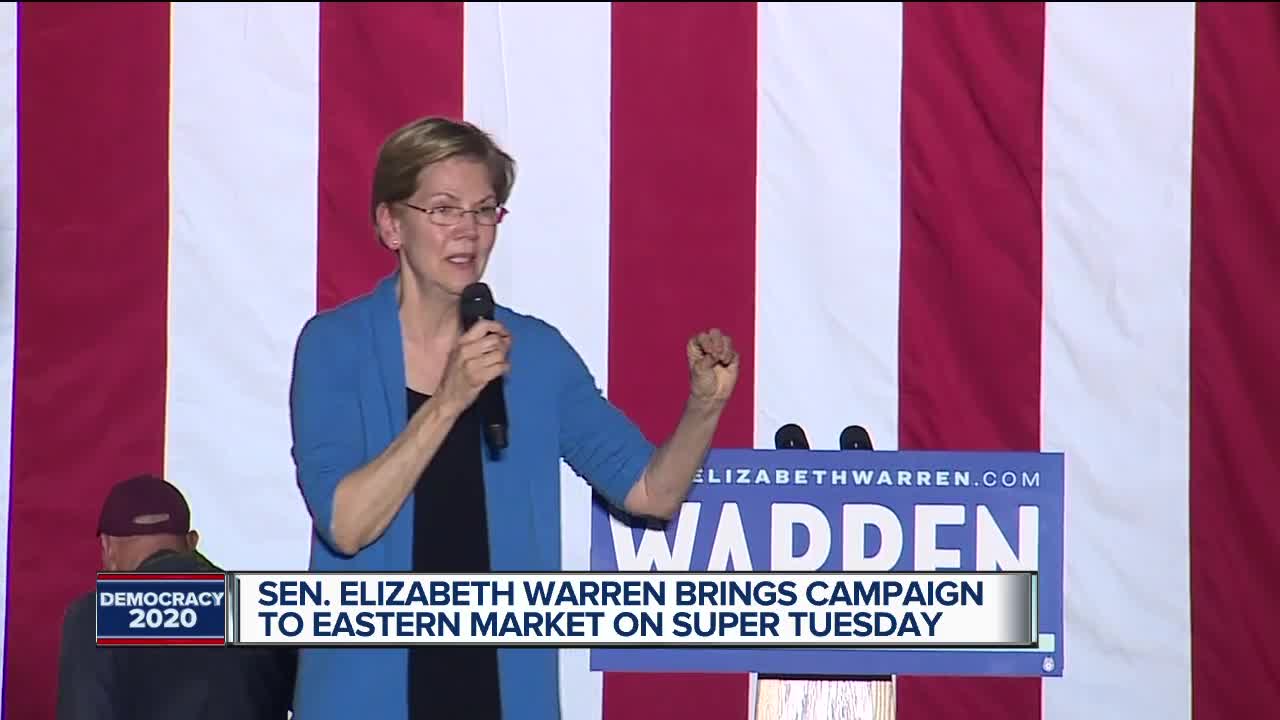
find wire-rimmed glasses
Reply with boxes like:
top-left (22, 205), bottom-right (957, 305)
top-left (401, 201), bottom-right (508, 226)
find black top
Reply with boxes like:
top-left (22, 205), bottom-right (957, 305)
top-left (406, 388), bottom-right (502, 720)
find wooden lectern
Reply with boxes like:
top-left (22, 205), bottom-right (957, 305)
top-left (753, 426), bottom-right (896, 719)
top-left (754, 677), bottom-right (894, 720)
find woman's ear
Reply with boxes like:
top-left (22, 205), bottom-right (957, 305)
top-left (375, 202), bottom-right (402, 250)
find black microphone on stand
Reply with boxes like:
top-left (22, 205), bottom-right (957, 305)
top-left (460, 282), bottom-right (509, 455)
top-left (774, 423), bottom-right (810, 450)
top-left (839, 425), bottom-right (873, 451)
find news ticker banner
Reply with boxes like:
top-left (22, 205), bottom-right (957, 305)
top-left (94, 570), bottom-right (1036, 650)
top-left (590, 448), bottom-right (1064, 677)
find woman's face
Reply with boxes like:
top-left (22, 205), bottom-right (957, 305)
top-left (380, 155), bottom-right (502, 299)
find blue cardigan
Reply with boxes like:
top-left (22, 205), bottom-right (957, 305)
top-left (288, 271), bottom-right (655, 720)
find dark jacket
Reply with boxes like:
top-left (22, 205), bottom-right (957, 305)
top-left (57, 550), bottom-right (296, 720)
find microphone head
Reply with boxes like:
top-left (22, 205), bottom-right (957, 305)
top-left (840, 425), bottom-right (873, 451)
top-left (460, 282), bottom-right (495, 327)
top-left (774, 423), bottom-right (810, 450)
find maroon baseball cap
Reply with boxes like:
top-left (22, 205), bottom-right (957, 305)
top-left (97, 474), bottom-right (191, 537)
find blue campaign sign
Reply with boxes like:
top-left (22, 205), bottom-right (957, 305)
top-left (589, 448), bottom-right (1063, 678)
top-left (96, 574), bottom-right (228, 644)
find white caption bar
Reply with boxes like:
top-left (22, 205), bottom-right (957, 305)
top-left (227, 571), bottom-right (1036, 648)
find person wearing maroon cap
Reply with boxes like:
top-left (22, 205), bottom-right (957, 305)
top-left (55, 474), bottom-right (296, 720)
top-left (93, 473), bottom-right (201, 571)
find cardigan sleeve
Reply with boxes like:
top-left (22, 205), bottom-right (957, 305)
top-left (289, 314), bottom-right (365, 555)
top-left (553, 328), bottom-right (656, 512)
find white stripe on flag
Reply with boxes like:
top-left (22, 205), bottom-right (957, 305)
top-left (463, 5), bottom-right (614, 720)
top-left (1041, 4), bottom-right (1195, 719)
top-left (0, 0), bottom-right (18, 698)
top-left (755, 1), bottom-right (904, 456)
top-left (755, 3), bottom-right (904, 712)
top-left (166, 2), bottom-right (319, 572)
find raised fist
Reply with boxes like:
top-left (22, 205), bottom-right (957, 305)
top-left (687, 328), bottom-right (739, 406)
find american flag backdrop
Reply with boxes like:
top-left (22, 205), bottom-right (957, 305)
top-left (1, 2), bottom-right (1277, 719)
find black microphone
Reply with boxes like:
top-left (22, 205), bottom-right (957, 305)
top-left (460, 282), bottom-right (509, 453)
top-left (774, 423), bottom-right (810, 450)
top-left (839, 425), bottom-right (874, 451)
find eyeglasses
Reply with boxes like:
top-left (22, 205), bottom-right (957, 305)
top-left (401, 201), bottom-right (508, 227)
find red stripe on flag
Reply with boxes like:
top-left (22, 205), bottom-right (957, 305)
top-left (1191, 4), bottom-right (1280, 718)
top-left (5, 4), bottom-right (171, 719)
top-left (603, 3), bottom-right (757, 720)
top-left (896, 4), bottom-right (1045, 720)
top-left (317, 2), bottom-right (464, 311)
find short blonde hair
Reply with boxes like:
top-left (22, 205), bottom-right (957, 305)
top-left (370, 116), bottom-right (516, 225)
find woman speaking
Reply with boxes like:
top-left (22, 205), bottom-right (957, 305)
top-left (287, 116), bottom-right (739, 720)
